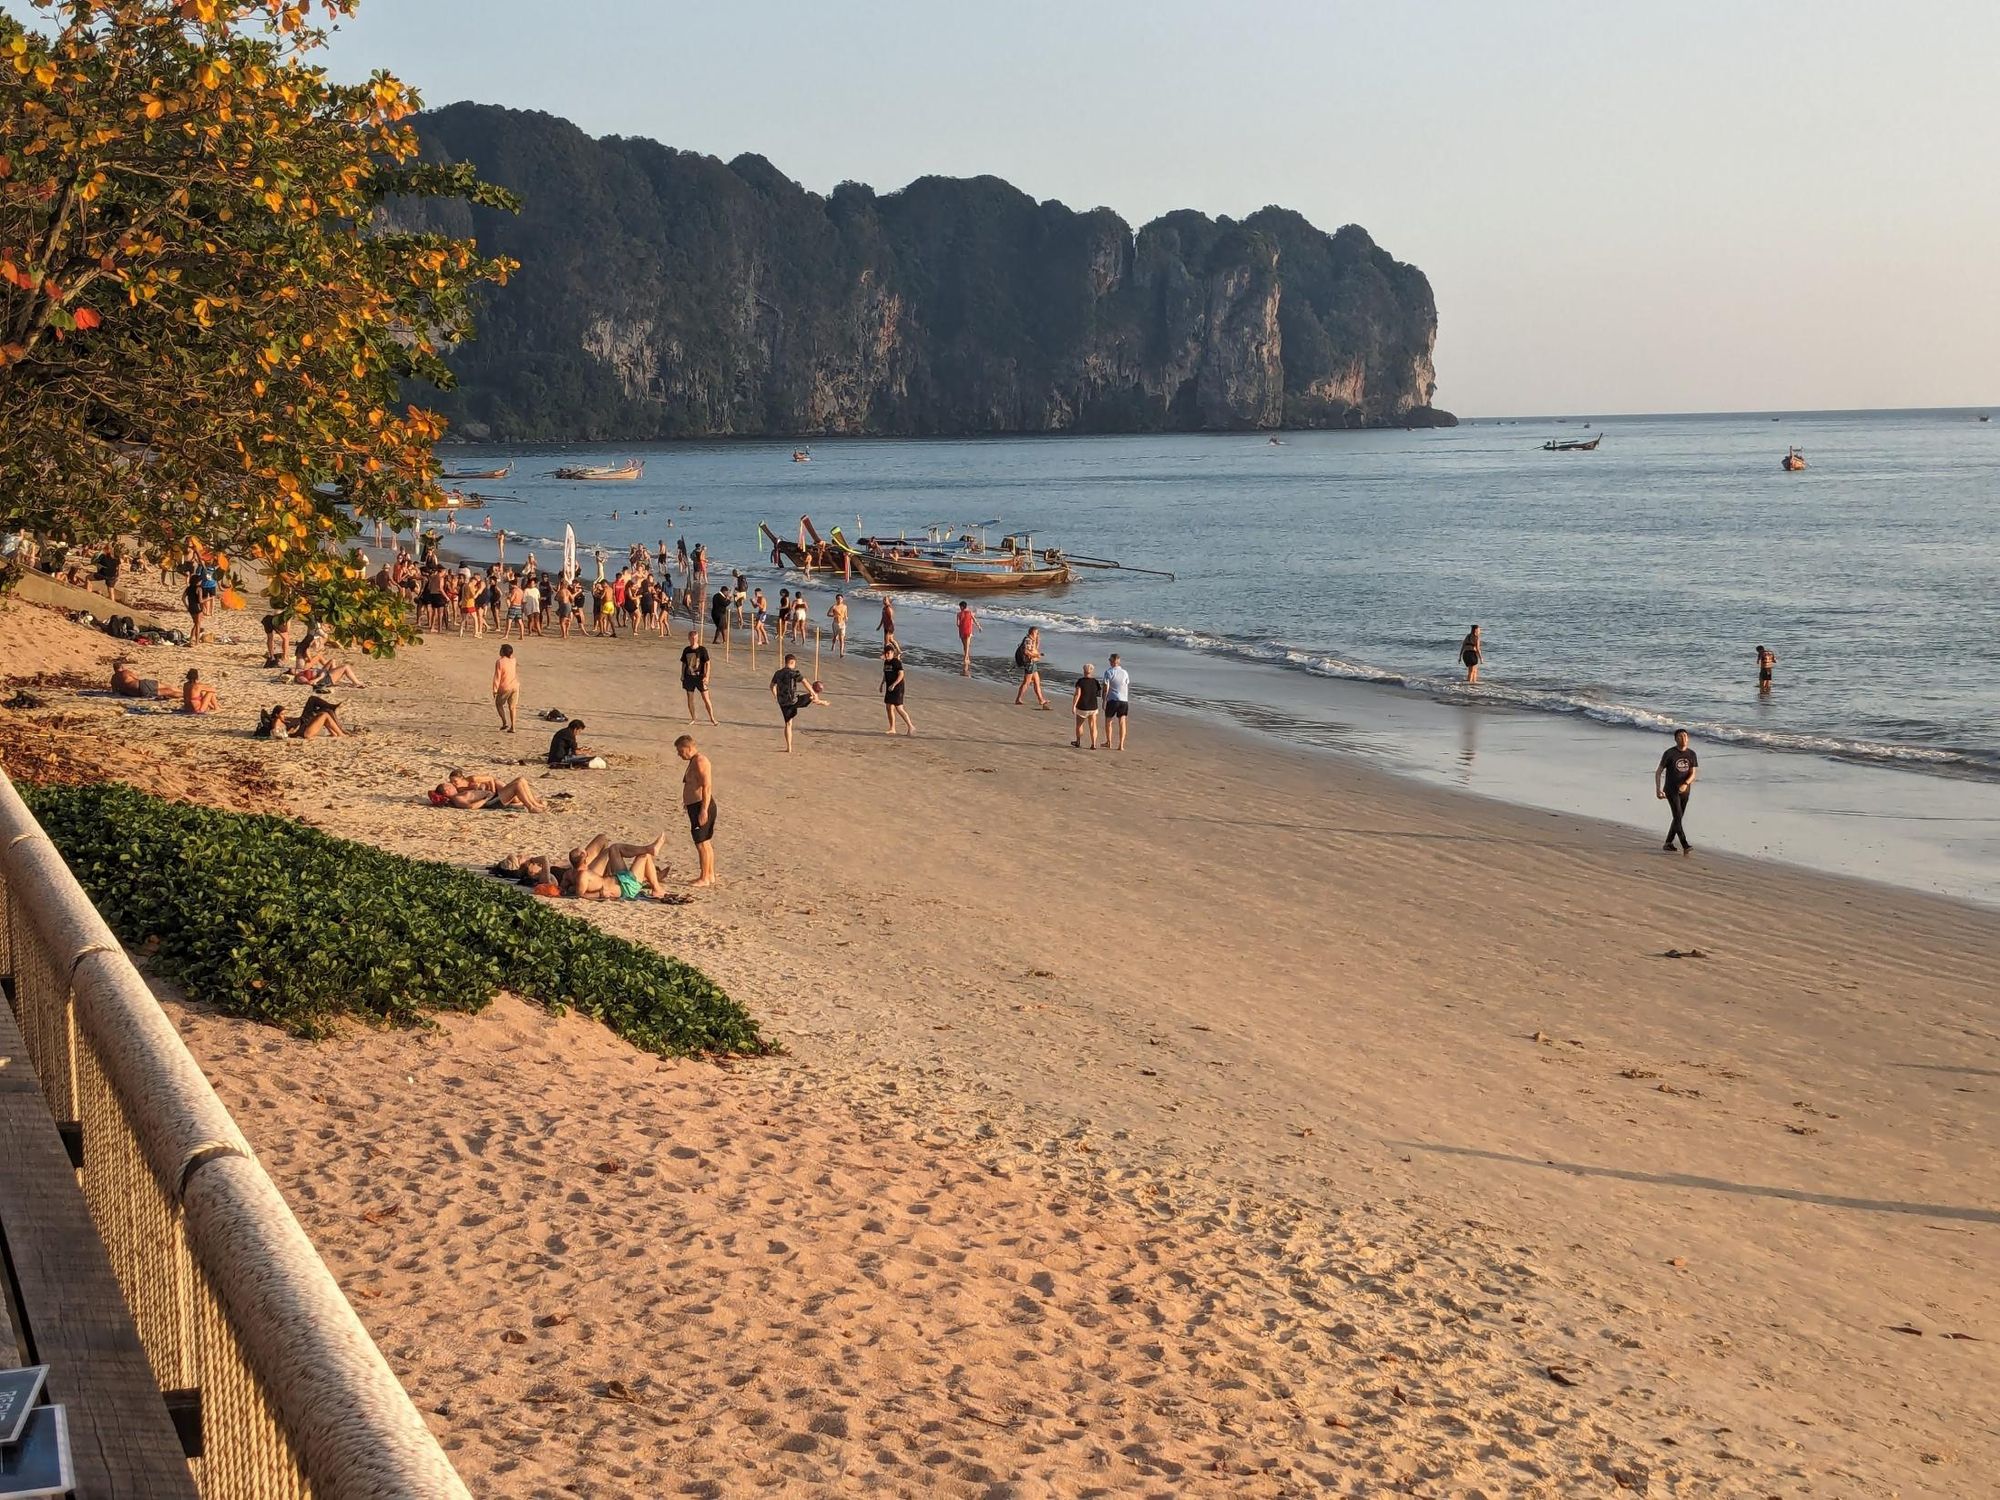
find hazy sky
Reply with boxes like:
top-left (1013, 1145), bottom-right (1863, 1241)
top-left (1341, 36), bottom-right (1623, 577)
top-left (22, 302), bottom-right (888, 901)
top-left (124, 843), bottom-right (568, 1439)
top-left (319, 2), bottom-right (2000, 416)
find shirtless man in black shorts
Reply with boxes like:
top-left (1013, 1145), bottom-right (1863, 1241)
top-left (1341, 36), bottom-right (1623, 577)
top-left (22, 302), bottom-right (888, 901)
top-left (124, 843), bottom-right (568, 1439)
top-left (681, 630), bottom-right (717, 725)
top-left (677, 734), bottom-right (717, 887)
top-left (1756, 644), bottom-right (1777, 695)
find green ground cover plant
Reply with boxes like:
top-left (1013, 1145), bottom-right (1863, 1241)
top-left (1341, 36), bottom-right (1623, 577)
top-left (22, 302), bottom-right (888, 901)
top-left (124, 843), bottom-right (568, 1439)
top-left (22, 782), bottom-right (764, 1057)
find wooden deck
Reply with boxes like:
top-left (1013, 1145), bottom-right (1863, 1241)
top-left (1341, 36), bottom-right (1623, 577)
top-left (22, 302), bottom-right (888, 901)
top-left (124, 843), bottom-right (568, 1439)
top-left (0, 985), bottom-right (199, 1497)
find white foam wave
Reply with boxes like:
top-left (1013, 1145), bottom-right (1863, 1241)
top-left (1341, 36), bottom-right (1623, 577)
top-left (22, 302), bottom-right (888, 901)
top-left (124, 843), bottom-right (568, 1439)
top-left (876, 592), bottom-right (2000, 780)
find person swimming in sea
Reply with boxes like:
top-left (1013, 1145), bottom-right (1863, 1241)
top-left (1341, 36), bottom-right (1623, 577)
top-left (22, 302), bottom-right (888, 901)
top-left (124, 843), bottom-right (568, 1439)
top-left (1460, 625), bottom-right (1483, 685)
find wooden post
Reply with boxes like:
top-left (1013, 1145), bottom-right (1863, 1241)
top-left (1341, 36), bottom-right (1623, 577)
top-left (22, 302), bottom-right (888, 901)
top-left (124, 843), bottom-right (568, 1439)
top-left (813, 626), bottom-right (821, 681)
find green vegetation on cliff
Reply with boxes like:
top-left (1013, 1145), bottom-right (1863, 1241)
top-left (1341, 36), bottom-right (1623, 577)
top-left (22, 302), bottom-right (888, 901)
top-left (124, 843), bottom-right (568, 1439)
top-left (398, 103), bottom-right (1452, 440)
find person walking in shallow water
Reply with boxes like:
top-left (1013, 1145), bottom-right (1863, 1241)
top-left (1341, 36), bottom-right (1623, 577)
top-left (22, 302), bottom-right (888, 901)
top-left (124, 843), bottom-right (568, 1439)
top-left (956, 600), bottom-right (978, 676)
top-left (1014, 627), bottom-right (1051, 709)
top-left (1756, 644), bottom-right (1777, 695)
top-left (1460, 625), bottom-right (1483, 684)
top-left (1654, 728), bottom-right (1699, 854)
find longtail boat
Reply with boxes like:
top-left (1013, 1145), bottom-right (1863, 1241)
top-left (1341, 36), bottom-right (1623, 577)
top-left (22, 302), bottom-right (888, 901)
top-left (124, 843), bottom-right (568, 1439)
top-left (442, 461), bottom-right (512, 480)
top-left (552, 460), bottom-right (645, 481)
top-left (1541, 435), bottom-right (1601, 451)
top-left (830, 528), bottom-right (1073, 592)
top-left (1781, 447), bottom-right (1808, 471)
top-left (759, 517), bottom-right (841, 570)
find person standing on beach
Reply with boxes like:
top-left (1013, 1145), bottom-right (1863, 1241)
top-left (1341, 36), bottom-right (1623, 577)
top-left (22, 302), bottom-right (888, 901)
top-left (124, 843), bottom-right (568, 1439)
top-left (1072, 662), bottom-right (1103, 748)
top-left (879, 595), bottom-right (898, 652)
top-left (1654, 729), bottom-right (1699, 854)
top-left (182, 572), bottom-right (205, 643)
top-left (752, 588), bottom-right (770, 646)
top-left (882, 641), bottom-right (914, 735)
top-left (709, 586), bottom-right (730, 645)
top-left (1756, 644), bottom-right (1777, 695)
top-left (681, 630), bottom-right (718, 726)
top-left (1460, 625), bottom-right (1483, 684)
top-left (956, 601), bottom-right (978, 676)
top-left (1103, 653), bottom-right (1131, 750)
top-left (492, 643), bottom-right (520, 733)
top-left (1014, 628), bottom-right (1051, 709)
top-left (769, 652), bottom-right (824, 753)
top-left (677, 734), bottom-right (717, 887)
top-left (827, 593), bottom-right (849, 657)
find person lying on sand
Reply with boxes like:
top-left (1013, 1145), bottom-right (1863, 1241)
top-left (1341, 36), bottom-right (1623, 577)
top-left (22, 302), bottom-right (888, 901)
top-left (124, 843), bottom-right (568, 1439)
top-left (562, 831), bottom-right (673, 900)
top-left (181, 668), bottom-right (219, 715)
top-left (426, 770), bottom-right (548, 812)
top-left (109, 661), bottom-right (173, 700)
top-left (491, 833), bottom-right (674, 900)
top-left (255, 695), bottom-right (347, 739)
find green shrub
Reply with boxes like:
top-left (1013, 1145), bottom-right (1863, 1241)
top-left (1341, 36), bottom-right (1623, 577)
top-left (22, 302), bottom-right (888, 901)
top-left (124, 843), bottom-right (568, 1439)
top-left (21, 783), bottom-right (765, 1057)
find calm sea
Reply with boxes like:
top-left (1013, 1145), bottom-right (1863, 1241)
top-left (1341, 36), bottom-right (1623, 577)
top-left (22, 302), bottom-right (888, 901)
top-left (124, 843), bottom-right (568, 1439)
top-left (431, 407), bottom-right (2000, 785)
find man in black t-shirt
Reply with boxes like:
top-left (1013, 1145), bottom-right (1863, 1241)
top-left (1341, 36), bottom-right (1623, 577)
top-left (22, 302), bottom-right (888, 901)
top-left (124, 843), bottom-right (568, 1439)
top-left (769, 653), bottom-right (823, 754)
top-left (680, 630), bottom-right (717, 726)
top-left (1071, 663), bottom-right (1105, 749)
top-left (1653, 729), bottom-right (1699, 854)
top-left (547, 718), bottom-right (591, 768)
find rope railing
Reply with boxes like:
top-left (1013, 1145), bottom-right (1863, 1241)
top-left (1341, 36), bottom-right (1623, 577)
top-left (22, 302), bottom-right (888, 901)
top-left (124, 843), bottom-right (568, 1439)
top-left (0, 770), bottom-right (468, 1500)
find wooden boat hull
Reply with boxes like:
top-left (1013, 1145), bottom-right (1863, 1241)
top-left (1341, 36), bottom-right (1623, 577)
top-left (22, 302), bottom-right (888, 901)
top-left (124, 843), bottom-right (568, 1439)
top-left (442, 463), bottom-right (511, 480)
top-left (554, 461), bottom-right (645, 481)
top-left (850, 552), bottom-right (1073, 592)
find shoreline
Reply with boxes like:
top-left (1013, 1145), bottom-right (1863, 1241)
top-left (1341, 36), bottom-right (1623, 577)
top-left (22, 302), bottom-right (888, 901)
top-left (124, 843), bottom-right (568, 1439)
top-left (414, 522), bottom-right (2000, 908)
top-left (4, 592), bottom-right (1995, 1494)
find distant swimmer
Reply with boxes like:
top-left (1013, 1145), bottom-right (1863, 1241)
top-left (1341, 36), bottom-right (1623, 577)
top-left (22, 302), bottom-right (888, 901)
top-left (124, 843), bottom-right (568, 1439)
top-left (1756, 644), bottom-right (1777, 695)
top-left (1654, 728), bottom-right (1699, 855)
top-left (1460, 625), bottom-right (1483, 685)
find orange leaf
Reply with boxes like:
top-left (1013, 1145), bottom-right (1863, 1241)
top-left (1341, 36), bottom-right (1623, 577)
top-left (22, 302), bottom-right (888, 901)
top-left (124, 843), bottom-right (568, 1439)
top-left (72, 307), bottom-right (100, 330)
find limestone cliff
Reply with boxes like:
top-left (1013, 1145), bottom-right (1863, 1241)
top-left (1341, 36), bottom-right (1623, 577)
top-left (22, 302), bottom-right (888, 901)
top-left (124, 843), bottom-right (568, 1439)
top-left (397, 104), bottom-right (1453, 440)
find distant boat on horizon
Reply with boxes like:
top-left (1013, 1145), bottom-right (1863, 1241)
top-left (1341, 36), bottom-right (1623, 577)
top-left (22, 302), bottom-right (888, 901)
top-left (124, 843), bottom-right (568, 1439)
top-left (1542, 434), bottom-right (1601, 452)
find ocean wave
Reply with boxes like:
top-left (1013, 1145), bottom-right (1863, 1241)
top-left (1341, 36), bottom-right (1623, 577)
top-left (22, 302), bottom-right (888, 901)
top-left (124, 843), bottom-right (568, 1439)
top-left (867, 591), bottom-right (2000, 781)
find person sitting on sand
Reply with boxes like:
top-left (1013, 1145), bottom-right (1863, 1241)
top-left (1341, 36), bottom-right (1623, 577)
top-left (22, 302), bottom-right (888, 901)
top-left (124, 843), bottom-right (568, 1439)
top-left (546, 717), bottom-right (595, 768)
top-left (292, 652), bottom-right (366, 689)
top-left (426, 770), bottom-right (548, 812)
top-left (181, 668), bottom-right (219, 715)
top-left (110, 660), bottom-right (173, 700)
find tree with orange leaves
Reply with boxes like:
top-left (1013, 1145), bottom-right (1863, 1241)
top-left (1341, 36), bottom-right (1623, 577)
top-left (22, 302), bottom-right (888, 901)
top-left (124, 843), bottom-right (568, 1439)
top-left (0, 0), bottom-right (514, 651)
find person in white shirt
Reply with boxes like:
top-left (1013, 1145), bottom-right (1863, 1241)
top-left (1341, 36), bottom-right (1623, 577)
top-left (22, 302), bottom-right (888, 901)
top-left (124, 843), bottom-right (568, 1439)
top-left (1102, 653), bottom-right (1131, 751)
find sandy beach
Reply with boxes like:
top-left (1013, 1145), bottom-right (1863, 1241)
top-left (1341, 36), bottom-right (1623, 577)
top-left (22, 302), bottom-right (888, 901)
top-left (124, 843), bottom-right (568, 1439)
top-left (4, 592), bottom-right (1995, 1496)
